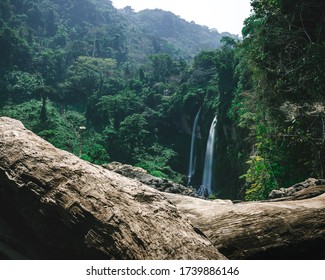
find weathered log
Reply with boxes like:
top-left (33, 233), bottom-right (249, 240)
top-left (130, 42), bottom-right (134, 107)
top-left (164, 192), bottom-right (325, 259)
top-left (0, 117), bottom-right (225, 260)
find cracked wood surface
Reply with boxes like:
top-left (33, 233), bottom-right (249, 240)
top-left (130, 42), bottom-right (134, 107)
top-left (0, 117), bottom-right (225, 260)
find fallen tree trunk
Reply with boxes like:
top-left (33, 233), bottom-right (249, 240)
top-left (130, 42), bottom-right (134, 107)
top-left (164, 192), bottom-right (325, 259)
top-left (0, 117), bottom-right (225, 260)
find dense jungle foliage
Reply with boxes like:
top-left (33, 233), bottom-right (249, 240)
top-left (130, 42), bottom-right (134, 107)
top-left (1, 0), bottom-right (325, 200)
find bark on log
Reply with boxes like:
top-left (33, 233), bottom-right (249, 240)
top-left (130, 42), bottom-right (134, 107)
top-left (164, 192), bottom-right (325, 259)
top-left (0, 117), bottom-right (225, 260)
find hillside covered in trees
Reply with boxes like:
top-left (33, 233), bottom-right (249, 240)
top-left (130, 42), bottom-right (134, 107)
top-left (0, 0), bottom-right (325, 201)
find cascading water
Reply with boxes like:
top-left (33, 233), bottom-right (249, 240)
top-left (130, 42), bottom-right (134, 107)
top-left (187, 107), bottom-right (201, 186)
top-left (197, 116), bottom-right (218, 197)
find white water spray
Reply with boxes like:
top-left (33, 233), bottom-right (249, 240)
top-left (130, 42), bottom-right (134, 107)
top-left (187, 108), bottom-right (201, 186)
top-left (197, 116), bottom-right (217, 197)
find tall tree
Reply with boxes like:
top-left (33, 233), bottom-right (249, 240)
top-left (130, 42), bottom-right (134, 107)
top-left (235, 0), bottom-right (325, 199)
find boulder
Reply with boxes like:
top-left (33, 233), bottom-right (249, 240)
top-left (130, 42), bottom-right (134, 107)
top-left (164, 191), bottom-right (325, 259)
top-left (103, 162), bottom-right (197, 196)
top-left (268, 178), bottom-right (325, 200)
top-left (0, 117), bottom-right (225, 260)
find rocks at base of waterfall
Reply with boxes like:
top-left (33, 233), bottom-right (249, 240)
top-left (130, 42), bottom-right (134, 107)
top-left (268, 178), bottom-right (325, 200)
top-left (102, 162), bottom-right (198, 196)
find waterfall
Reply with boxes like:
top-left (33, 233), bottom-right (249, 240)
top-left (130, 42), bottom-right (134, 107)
top-left (197, 116), bottom-right (217, 197)
top-left (187, 108), bottom-right (201, 186)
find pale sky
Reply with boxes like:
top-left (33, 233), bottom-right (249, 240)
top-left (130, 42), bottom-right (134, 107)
top-left (111, 0), bottom-right (252, 35)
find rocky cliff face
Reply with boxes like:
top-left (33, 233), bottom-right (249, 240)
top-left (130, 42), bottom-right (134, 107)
top-left (0, 117), bottom-right (225, 260)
